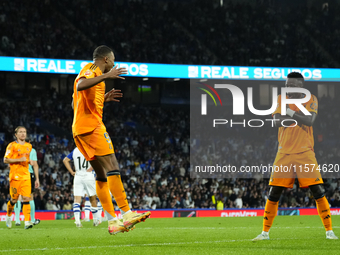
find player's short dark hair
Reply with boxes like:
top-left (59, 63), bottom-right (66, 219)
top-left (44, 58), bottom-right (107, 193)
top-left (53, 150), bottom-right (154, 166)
top-left (287, 72), bottom-right (304, 81)
top-left (93, 45), bottom-right (113, 60)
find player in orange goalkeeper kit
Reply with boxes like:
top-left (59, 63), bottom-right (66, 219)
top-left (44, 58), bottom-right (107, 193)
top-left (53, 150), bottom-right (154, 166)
top-left (4, 126), bottom-right (38, 229)
top-left (72, 45), bottom-right (150, 235)
top-left (253, 72), bottom-right (338, 240)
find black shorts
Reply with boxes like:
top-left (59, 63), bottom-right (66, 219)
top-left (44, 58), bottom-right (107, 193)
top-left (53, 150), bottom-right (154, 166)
top-left (30, 173), bottom-right (35, 194)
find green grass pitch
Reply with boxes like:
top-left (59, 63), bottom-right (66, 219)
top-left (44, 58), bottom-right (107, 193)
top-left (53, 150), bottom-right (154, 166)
top-left (0, 216), bottom-right (339, 254)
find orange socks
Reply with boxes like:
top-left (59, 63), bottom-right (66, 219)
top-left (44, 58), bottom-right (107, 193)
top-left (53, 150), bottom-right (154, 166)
top-left (22, 202), bottom-right (31, 222)
top-left (107, 171), bottom-right (130, 212)
top-left (96, 180), bottom-right (116, 218)
top-left (7, 201), bottom-right (15, 217)
top-left (8, 201), bottom-right (31, 222)
top-left (263, 200), bottom-right (279, 232)
top-left (316, 196), bottom-right (332, 231)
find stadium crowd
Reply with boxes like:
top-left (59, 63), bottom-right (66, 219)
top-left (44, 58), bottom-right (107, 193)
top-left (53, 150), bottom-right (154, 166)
top-left (0, 0), bottom-right (91, 60)
top-left (1, 91), bottom-right (340, 212)
top-left (1, 0), bottom-right (339, 67)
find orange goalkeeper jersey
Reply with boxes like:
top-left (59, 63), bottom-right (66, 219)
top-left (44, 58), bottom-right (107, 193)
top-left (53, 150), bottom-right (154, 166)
top-left (72, 63), bottom-right (105, 136)
top-left (272, 94), bottom-right (318, 154)
top-left (4, 141), bottom-right (32, 181)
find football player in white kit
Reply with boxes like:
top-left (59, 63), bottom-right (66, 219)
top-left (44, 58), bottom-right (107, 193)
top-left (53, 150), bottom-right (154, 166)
top-left (63, 147), bottom-right (101, 227)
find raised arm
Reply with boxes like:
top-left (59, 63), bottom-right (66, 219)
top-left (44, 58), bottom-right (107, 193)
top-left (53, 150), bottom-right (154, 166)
top-left (77, 75), bottom-right (108, 91)
top-left (77, 66), bottom-right (128, 91)
top-left (272, 92), bottom-right (318, 127)
top-left (273, 111), bottom-right (316, 127)
top-left (273, 113), bottom-right (298, 127)
top-left (271, 95), bottom-right (295, 128)
top-left (287, 110), bottom-right (317, 127)
top-left (275, 94), bottom-right (318, 127)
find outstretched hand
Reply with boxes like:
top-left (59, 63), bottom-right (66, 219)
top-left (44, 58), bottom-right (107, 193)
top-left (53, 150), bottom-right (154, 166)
top-left (106, 65), bottom-right (128, 79)
top-left (104, 88), bottom-right (123, 102)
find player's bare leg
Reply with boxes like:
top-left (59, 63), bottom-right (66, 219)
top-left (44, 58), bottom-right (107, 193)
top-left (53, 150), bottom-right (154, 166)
top-left (90, 195), bottom-right (101, 226)
top-left (89, 159), bottom-right (126, 235)
top-left (95, 154), bottom-right (151, 230)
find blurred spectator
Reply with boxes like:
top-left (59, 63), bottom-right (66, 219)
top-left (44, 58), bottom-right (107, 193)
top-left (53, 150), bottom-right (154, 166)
top-left (235, 194), bottom-right (243, 209)
top-left (63, 201), bottom-right (72, 210)
top-left (1, 1), bottom-right (339, 67)
top-left (46, 200), bottom-right (54, 210)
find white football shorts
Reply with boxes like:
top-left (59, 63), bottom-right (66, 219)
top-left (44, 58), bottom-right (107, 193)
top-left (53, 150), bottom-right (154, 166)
top-left (73, 175), bottom-right (96, 197)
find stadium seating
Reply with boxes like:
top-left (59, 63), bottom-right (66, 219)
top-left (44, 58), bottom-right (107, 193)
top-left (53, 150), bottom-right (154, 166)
top-left (1, 0), bottom-right (339, 66)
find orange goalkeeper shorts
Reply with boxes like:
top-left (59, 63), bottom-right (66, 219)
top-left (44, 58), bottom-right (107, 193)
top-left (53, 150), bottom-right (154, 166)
top-left (269, 150), bottom-right (323, 188)
top-left (10, 179), bottom-right (31, 199)
top-left (74, 123), bottom-right (114, 161)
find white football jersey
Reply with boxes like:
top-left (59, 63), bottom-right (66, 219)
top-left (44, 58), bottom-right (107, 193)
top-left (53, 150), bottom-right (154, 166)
top-left (68, 148), bottom-right (94, 177)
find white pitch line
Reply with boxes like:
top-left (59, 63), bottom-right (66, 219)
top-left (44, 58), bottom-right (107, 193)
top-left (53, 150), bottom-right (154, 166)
top-left (0, 237), bottom-right (320, 253)
top-left (0, 239), bottom-right (248, 252)
top-left (1, 226), bottom-right (337, 231)
top-left (118, 226), bottom-right (337, 230)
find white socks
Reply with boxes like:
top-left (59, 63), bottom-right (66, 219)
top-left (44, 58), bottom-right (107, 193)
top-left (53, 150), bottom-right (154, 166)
top-left (121, 209), bottom-right (131, 215)
top-left (84, 200), bottom-right (91, 219)
top-left (73, 203), bottom-right (81, 223)
top-left (91, 207), bottom-right (100, 220)
top-left (105, 210), bottom-right (117, 221)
